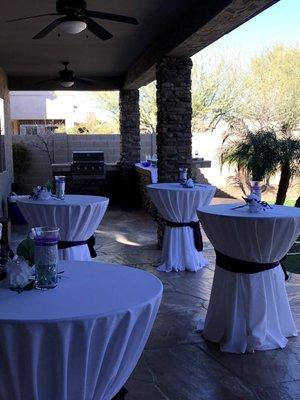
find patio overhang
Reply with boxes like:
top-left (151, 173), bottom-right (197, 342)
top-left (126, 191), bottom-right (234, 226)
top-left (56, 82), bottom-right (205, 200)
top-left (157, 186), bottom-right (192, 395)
top-left (0, 0), bottom-right (278, 91)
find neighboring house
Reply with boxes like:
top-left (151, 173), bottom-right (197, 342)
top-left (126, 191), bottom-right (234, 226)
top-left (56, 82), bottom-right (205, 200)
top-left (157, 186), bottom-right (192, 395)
top-left (10, 91), bottom-right (82, 135)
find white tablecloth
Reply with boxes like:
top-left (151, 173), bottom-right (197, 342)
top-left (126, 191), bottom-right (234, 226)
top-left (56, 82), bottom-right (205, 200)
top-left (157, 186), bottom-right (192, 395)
top-left (135, 162), bottom-right (158, 183)
top-left (0, 261), bottom-right (162, 400)
top-left (197, 204), bottom-right (300, 353)
top-left (147, 183), bottom-right (216, 272)
top-left (17, 195), bottom-right (109, 261)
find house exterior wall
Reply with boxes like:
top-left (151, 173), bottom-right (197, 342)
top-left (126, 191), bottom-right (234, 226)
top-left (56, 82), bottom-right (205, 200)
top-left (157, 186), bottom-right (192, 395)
top-left (10, 91), bottom-right (77, 129)
top-left (0, 68), bottom-right (13, 217)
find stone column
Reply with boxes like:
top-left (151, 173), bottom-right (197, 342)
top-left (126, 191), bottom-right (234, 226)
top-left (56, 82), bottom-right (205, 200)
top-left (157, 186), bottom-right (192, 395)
top-left (119, 89), bottom-right (140, 207)
top-left (119, 89), bottom-right (140, 168)
top-left (156, 57), bottom-right (193, 182)
top-left (156, 57), bottom-right (193, 246)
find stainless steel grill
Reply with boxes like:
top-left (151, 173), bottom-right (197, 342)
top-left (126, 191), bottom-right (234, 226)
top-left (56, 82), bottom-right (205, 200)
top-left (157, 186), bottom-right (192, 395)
top-left (71, 151), bottom-right (106, 177)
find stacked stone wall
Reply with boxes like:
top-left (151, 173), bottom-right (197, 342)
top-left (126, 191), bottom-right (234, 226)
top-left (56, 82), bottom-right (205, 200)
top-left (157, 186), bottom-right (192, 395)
top-left (156, 57), bottom-right (193, 183)
top-left (119, 90), bottom-right (140, 169)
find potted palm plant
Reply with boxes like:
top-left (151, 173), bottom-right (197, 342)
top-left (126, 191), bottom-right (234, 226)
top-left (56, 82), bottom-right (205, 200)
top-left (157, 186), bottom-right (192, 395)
top-left (220, 129), bottom-right (300, 204)
top-left (220, 130), bottom-right (279, 198)
top-left (9, 143), bottom-right (31, 224)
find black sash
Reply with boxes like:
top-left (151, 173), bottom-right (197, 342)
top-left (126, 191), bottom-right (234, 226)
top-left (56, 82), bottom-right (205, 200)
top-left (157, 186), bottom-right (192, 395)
top-left (165, 220), bottom-right (203, 251)
top-left (58, 235), bottom-right (97, 258)
top-left (215, 250), bottom-right (289, 280)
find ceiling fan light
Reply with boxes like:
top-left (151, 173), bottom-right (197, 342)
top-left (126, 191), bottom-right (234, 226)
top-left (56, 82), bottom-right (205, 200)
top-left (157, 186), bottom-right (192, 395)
top-left (60, 80), bottom-right (74, 88)
top-left (59, 20), bottom-right (87, 34)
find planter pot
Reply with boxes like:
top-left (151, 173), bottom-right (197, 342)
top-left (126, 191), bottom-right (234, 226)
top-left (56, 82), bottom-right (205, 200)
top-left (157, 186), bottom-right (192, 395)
top-left (7, 196), bottom-right (27, 225)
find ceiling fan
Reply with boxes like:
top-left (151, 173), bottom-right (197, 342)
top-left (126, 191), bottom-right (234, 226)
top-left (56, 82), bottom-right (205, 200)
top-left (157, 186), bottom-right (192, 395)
top-left (36, 61), bottom-right (93, 88)
top-left (7, 0), bottom-right (138, 40)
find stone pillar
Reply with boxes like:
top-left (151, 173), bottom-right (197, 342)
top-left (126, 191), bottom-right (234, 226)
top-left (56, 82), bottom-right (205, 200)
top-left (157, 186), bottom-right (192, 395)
top-left (119, 89), bottom-right (140, 207)
top-left (156, 57), bottom-right (193, 246)
top-left (156, 57), bottom-right (193, 182)
top-left (119, 89), bottom-right (140, 168)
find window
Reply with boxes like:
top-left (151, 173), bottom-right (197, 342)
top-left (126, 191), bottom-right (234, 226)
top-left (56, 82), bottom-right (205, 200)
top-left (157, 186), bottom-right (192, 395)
top-left (45, 125), bottom-right (58, 134)
top-left (0, 98), bottom-right (6, 172)
top-left (17, 120), bottom-right (64, 135)
top-left (20, 125), bottom-right (38, 135)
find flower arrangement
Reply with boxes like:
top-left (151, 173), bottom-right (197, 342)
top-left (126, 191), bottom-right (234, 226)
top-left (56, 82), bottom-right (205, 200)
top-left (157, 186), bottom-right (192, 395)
top-left (182, 178), bottom-right (195, 188)
top-left (232, 194), bottom-right (272, 213)
top-left (0, 256), bottom-right (35, 293)
top-left (29, 185), bottom-right (52, 201)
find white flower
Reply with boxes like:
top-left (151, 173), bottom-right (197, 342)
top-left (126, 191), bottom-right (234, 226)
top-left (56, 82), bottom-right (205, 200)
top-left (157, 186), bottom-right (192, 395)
top-left (39, 188), bottom-right (52, 201)
top-left (186, 178), bottom-right (195, 188)
top-left (5, 257), bottom-right (33, 288)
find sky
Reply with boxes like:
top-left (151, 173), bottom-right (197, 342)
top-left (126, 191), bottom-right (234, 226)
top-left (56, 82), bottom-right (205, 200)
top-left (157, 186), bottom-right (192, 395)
top-left (193, 0), bottom-right (299, 64)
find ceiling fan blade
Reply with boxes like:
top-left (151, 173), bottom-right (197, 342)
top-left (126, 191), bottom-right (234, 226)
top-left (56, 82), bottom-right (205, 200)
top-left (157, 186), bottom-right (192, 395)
top-left (85, 17), bottom-right (113, 40)
top-left (35, 78), bottom-right (58, 85)
top-left (33, 17), bottom-right (65, 40)
top-left (86, 11), bottom-right (138, 25)
top-left (76, 78), bottom-right (94, 86)
top-left (7, 13), bottom-right (60, 23)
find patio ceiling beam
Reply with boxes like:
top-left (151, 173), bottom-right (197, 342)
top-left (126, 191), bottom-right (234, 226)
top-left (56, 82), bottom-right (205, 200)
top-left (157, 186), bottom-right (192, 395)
top-left (7, 76), bottom-right (123, 91)
top-left (123, 0), bottom-right (278, 89)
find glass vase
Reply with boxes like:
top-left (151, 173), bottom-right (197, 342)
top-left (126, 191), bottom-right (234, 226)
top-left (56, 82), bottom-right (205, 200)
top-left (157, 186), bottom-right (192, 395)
top-left (250, 181), bottom-right (262, 201)
top-left (32, 227), bottom-right (59, 289)
top-left (178, 167), bottom-right (188, 184)
top-left (55, 176), bottom-right (66, 200)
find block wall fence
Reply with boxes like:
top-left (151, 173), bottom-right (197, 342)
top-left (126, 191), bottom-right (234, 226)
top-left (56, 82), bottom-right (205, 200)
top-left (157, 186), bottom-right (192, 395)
top-left (12, 133), bottom-right (157, 193)
top-left (12, 132), bottom-right (298, 199)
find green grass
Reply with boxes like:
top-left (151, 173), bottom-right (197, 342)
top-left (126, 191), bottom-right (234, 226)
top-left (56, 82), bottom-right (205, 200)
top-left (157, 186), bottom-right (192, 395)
top-left (269, 199), bottom-right (296, 207)
top-left (284, 199), bottom-right (296, 206)
top-left (282, 234), bottom-right (300, 275)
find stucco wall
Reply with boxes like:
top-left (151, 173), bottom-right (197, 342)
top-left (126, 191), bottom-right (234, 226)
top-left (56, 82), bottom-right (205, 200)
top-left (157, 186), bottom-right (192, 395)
top-left (0, 68), bottom-right (13, 217)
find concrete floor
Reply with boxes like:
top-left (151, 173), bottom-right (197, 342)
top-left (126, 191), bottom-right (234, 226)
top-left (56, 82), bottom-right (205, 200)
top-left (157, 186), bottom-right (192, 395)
top-left (11, 202), bottom-right (300, 400)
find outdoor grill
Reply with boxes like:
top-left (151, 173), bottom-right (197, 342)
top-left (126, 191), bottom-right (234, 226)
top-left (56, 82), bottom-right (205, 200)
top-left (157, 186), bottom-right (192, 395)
top-left (71, 151), bottom-right (106, 177)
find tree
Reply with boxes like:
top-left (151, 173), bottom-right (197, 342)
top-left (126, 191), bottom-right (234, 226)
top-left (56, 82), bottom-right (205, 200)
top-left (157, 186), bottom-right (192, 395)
top-left (90, 91), bottom-right (119, 123)
top-left (192, 58), bottom-right (244, 132)
top-left (242, 45), bottom-right (300, 133)
top-left (12, 143), bottom-right (31, 187)
top-left (89, 84), bottom-right (158, 134)
top-left (220, 130), bottom-right (279, 182)
top-left (219, 45), bottom-right (300, 202)
top-left (220, 130), bottom-right (300, 204)
top-left (32, 134), bottom-right (53, 165)
top-left (275, 135), bottom-right (300, 204)
top-left (139, 82), bottom-right (157, 133)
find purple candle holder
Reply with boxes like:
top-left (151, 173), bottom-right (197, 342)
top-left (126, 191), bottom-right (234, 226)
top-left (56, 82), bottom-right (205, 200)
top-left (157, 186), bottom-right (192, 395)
top-left (32, 227), bottom-right (60, 289)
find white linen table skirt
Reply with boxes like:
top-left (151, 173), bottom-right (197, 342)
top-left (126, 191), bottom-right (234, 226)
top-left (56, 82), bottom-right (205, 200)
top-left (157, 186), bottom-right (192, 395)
top-left (0, 261), bottom-right (163, 400)
top-left (197, 265), bottom-right (297, 353)
top-left (197, 204), bottom-right (300, 353)
top-left (147, 183), bottom-right (216, 272)
top-left (135, 162), bottom-right (158, 183)
top-left (17, 195), bottom-right (109, 261)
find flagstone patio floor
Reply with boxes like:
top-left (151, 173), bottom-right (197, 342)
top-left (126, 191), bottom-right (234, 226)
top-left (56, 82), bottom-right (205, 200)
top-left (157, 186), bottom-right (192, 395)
top-left (11, 199), bottom-right (300, 400)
